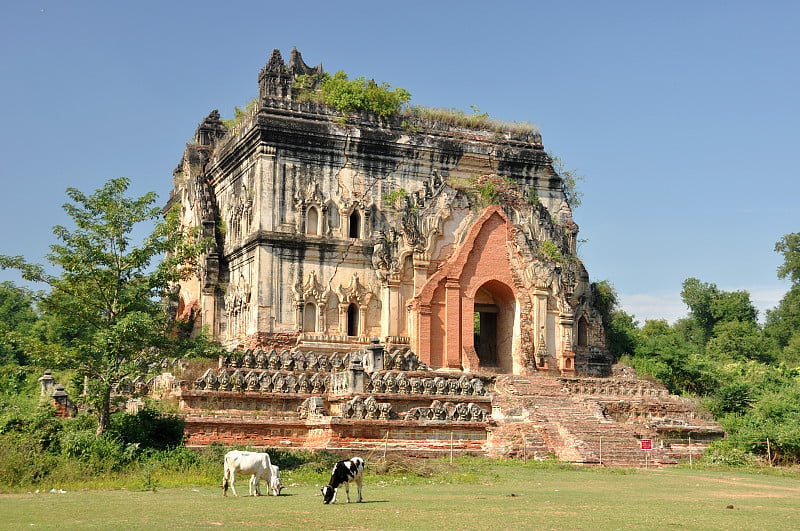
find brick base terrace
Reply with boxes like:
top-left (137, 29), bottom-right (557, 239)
top-left (173, 349), bottom-right (723, 466)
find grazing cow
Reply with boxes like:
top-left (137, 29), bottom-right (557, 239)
top-left (250, 463), bottom-right (283, 497)
top-left (222, 450), bottom-right (282, 497)
top-left (321, 457), bottom-right (364, 504)
top-left (267, 464), bottom-right (283, 496)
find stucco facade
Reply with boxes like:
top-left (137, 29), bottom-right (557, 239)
top-left (167, 48), bottom-right (611, 376)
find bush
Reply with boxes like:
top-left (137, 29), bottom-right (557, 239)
top-left (317, 71), bottom-right (411, 118)
top-left (110, 407), bottom-right (185, 451)
top-left (59, 429), bottom-right (134, 470)
top-left (701, 442), bottom-right (764, 468)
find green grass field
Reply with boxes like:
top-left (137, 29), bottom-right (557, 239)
top-left (1, 462), bottom-right (799, 530)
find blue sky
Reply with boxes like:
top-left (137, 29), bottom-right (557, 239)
top-left (1, 1), bottom-right (797, 324)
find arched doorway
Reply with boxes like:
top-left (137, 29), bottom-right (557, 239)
top-left (472, 280), bottom-right (515, 373)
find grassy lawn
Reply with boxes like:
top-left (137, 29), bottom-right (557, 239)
top-left (1, 462), bottom-right (799, 530)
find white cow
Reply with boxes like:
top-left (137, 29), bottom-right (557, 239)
top-left (222, 450), bottom-right (283, 497)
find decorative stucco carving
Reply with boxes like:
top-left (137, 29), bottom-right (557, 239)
top-left (336, 273), bottom-right (374, 306)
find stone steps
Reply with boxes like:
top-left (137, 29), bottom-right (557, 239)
top-left (492, 375), bottom-right (674, 467)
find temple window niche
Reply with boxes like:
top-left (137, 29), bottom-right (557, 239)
top-left (306, 206), bottom-right (319, 235)
top-left (347, 303), bottom-right (359, 336)
top-left (349, 210), bottom-right (361, 239)
top-left (303, 302), bottom-right (317, 332)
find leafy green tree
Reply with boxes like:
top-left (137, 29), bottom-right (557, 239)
top-left (765, 233), bottom-right (800, 367)
top-left (775, 232), bottom-right (800, 285)
top-left (590, 279), bottom-right (617, 329)
top-left (764, 287), bottom-right (800, 349)
top-left (629, 319), bottom-right (718, 395)
top-left (607, 310), bottom-right (638, 361)
top-left (589, 280), bottom-right (639, 361)
top-left (680, 278), bottom-right (758, 345)
top-left (705, 320), bottom-right (772, 364)
top-left (0, 282), bottom-right (39, 366)
top-left (0, 178), bottom-right (211, 434)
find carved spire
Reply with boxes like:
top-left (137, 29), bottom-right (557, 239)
top-left (259, 48), bottom-right (324, 100)
top-left (195, 110), bottom-right (227, 146)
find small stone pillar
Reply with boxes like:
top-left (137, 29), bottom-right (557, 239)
top-left (51, 384), bottom-right (75, 417)
top-left (348, 354), bottom-right (366, 394)
top-left (363, 338), bottom-right (385, 374)
top-left (38, 370), bottom-right (56, 396)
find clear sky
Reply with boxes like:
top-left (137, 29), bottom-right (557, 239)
top-left (1, 1), bottom-right (797, 324)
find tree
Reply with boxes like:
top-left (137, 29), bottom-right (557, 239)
top-left (0, 282), bottom-right (40, 366)
top-left (590, 279), bottom-right (618, 329)
top-left (705, 320), bottom-right (772, 364)
top-left (765, 287), bottom-right (800, 348)
top-left (680, 278), bottom-right (758, 345)
top-left (0, 178), bottom-right (211, 434)
top-left (607, 310), bottom-right (639, 361)
top-left (765, 233), bottom-right (800, 364)
top-left (775, 232), bottom-right (800, 285)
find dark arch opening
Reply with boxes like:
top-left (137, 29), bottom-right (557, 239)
top-left (347, 303), bottom-right (359, 336)
top-left (474, 303), bottom-right (499, 367)
top-left (349, 210), bottom-right (361, 239)
top-left (472, 281), bottom-right (515, 373)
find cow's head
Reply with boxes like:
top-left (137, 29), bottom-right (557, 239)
top-left (321, 485), bottom-right (336, 504)
top-left (270, 475), bottom-right (284, 496)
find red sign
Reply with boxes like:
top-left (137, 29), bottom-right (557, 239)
top-left (641, 439), bottom-right (653, 450)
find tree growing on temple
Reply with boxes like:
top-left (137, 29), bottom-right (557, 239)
top-left (0, 178), bottom-right (214, 434)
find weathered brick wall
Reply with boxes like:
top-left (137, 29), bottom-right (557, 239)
top-left (238, 332), bottom-right (300, 351)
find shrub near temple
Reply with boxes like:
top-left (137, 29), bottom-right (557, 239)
top-left (296, 71), bottom-right (411, 118)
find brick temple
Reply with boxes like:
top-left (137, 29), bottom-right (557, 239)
top-left (160, 49), bottom-right (722, 465)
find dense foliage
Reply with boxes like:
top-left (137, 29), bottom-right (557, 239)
top-left (0, 178), bottom-right (222, 434)
top-left (604, 232), bottom-right (800, 464)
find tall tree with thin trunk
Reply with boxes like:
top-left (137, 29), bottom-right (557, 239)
top-left (0, 178), bottom-right (211, 434)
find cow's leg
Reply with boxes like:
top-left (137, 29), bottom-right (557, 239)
top-left (251, 475), bottom-right (261, 496)
top-left (229, 471), bottom-right (238, 497)
top-left (344, 481), bottom-right (351, 503)
top-left (355, 476), bottom-right (363, 502)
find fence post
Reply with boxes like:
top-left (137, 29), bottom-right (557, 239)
top-left (522, 434), bottom-right (527, 463)
top-left (767, 437), bottom-right (772, 466)
top-left (599, 437), bottom-right (603, 466)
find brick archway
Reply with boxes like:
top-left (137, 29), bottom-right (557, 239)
top-left (411, 207), bottom-right (522, 373)
top-left (473, 280), bottom-right (516, 373)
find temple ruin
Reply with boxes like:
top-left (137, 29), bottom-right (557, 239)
top-left (168, 48), bottom-right (608, 376)
top-left (163, 49), bottom-right (722, 464)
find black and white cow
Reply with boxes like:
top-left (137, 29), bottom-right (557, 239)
top-left (321, 457), bottom-right (364, 504)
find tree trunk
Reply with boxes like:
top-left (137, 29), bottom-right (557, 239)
top-left (96, 387), bottom-right (112, 435)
